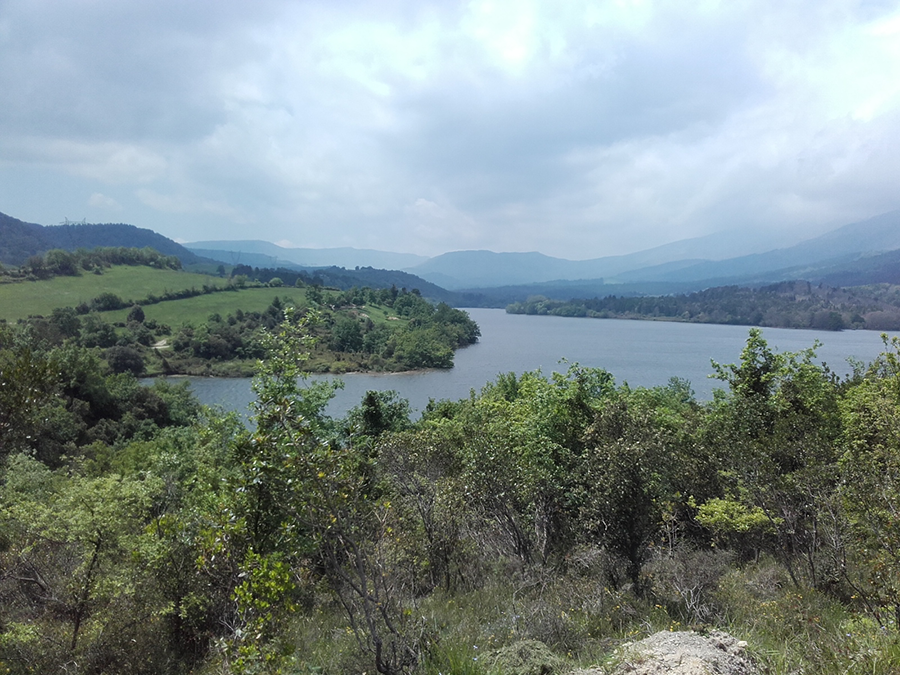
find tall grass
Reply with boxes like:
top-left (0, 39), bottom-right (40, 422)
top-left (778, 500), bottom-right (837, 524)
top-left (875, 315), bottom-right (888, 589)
top-left (269, 553), bottom-right (900, 674)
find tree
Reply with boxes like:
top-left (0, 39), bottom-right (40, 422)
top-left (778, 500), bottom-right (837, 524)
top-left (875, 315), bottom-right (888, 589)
top-left (215, 308), bottom-right (421, 674)
top-left (455, 366), bottom-right (615, 566)
top-left (345, 390), bottom-right (412, 440)
top-left (44, 249), bottom-right (78, 276)
top-left (577, 392), bottom-right (671, 589)
top-left (80, 314), bottom-right (118, 348)
top-left (701, 329), bottom-right (841, 587)
top-left (0, 327), bottom-right (63, 459)
top-left (50, 306), bottom-right (81, 338)
top-left (838, 335), bottom-right (900, 626)
top-left (127, 304), bottom-right (146, 324)
top-left (331, 316), bottom-right (364, 352)
top-left (107, 345), bottom-right (145, 376)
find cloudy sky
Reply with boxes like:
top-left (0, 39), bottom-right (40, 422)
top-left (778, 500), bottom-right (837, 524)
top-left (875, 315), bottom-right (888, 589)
top-left (1, 0), bottom-right (899, 259)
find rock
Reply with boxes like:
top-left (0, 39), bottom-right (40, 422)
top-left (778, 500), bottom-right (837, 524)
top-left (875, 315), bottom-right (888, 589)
top-left (574, 630), bottom-right (759, 675)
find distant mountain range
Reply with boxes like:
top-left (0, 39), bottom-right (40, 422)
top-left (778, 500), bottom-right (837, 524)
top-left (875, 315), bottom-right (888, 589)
top-left (184, 211), bottom-right (900, 302)
top-left (398, 211), bottom-right (900, 290)
top-left (187, 230), bottom-right (798, 289)
top-left (187, 239), bottom-right (428, 271)
top-left (5, 208), bottom-right (900, 307)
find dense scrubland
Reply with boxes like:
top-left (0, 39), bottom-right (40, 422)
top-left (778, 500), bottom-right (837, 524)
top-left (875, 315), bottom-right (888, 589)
top-left (3, 287), bottom-right (900, 674)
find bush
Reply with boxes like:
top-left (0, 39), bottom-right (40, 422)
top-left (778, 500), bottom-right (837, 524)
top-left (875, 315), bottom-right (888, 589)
top-left (106, 345), bottom-right (145, 376)
top-left (127, 304), bottom-right (145, 323)
top-left (91, 292), bottom-right (128, 312)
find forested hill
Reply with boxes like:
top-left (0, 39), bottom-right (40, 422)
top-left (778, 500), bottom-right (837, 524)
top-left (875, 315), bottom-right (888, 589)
top-left (0, 211), bottom-right (458, 303)
top-left (231, 263), bottom-right (461, 304)
top-left (0, 211), bottom-right (208, 265)
top-left (507, 280), bottom-right (900, 331)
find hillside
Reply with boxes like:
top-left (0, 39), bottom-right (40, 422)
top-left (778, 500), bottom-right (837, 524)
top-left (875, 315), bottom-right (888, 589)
top-left (234, 264), bottom-right (462, 304)
top-left (5, 320), bottom-right (900, 674)
top-left (0, 266), bottom-right (229, 321)
top-left (0, 212), bottom-right (51, 265)
top-left (1, 250), bottom-right (480, 376)
top-left (612, 210), bottom-right (900, 285)
top-left (0, 211), bottom-right (209, 266)
top-left (7, 207), bottom-right (900, 304)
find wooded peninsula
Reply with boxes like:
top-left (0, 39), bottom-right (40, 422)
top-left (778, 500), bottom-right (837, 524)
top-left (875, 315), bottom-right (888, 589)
top-left (0, 247), bottom-right (480, 377)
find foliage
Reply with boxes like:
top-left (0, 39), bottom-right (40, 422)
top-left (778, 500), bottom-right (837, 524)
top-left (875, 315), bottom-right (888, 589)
top-left (0, 454), bottom-right (171, 673)
top-left (4, 319), bottom-right (900, 673)
top-left (4, 245), bottom-right (182, 283)
top-left (506, 280), bottom-right (900, 330)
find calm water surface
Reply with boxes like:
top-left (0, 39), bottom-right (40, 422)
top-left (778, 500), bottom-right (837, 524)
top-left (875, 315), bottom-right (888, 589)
top-left (172, 309), bottom-right (898, 420)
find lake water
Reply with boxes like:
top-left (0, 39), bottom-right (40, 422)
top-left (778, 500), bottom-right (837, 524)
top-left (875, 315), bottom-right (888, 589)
top-left (167, 309), bottom-right (898, 420)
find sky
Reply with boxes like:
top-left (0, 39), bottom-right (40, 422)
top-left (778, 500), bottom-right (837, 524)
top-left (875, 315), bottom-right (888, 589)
top-left (1, 0), bottom-right (900, 260)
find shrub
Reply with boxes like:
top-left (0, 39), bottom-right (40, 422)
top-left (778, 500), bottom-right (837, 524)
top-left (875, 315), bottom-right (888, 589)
top-left (106, 345), bottom-right (145, 376)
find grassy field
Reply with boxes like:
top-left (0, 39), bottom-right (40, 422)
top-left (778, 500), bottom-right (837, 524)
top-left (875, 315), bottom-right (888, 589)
top-left (0, 267), bottom-right (230, 321)
top-left (1, 265), bottom-right (442, 375)
top-left (100, 287), bottom-right (309, 326)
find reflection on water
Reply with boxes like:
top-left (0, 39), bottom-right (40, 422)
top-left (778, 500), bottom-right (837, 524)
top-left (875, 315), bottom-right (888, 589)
top-left (155, 309), bottom-right (898, 420)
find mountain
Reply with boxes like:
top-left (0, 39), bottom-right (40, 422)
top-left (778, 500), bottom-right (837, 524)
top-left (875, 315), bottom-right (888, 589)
top-left (610, 210), bottom-right (900, 285)
top-left (405, 251), bottom-right (576, 289)
top-left (8, 206), bottom-right (900, 303)
top-left (0, 211), bottom-right (208, 266)
top-left (186, 240), bottom-right (428, 270)
top-left (0, 212), bottom-right (47, 265)
top-left (188, 248), bottom-right (295, 270)
top-left (406, 211), bottom-right (900, 295)
top-left (402, 228), bottom-right (807, 290)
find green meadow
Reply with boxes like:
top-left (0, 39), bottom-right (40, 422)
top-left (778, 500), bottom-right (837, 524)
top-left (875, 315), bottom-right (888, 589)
top-left (0, 266), bottom-right (229, 321)
top-left (100, 287), bottom-right (310, 326)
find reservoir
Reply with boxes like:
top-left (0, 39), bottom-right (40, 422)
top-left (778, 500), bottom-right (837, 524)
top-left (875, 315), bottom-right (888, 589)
top-left (175, 308), bottom-right (899, 420)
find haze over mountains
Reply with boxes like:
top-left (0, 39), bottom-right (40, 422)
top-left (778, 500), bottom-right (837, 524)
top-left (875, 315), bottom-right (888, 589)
top-left (3, 208), bottom-right (900, 306)
top-left (188, 210), bottom-right (900, 295)
top-left (187, 240), bottom-right (428, 271)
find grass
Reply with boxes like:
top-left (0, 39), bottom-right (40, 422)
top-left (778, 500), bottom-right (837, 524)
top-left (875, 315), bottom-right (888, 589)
top-left (270, 554), bottom-right (900, 675)
top-left (0, 264), bottom-right (404, 332)
top-left (714, 560), bottom-right (900, 674)
top-left (0, 267), bottom-right (230, 321)
top-left (101, 287), bottom-right (308, 326)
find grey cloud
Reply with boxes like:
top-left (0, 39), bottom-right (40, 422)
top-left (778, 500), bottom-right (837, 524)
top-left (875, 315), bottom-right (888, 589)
top-left (1, 0), bottom-right (899, 257)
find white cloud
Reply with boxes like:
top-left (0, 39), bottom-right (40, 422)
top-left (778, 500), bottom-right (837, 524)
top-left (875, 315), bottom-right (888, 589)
top-left (0, 137), bottom-right (167, 184)
top-left (135, 188), bottom-right (248, 221)
top-left (87, 192), bottom-right (121, 210)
